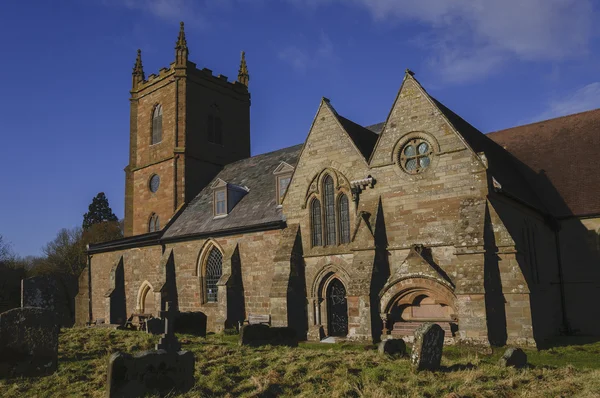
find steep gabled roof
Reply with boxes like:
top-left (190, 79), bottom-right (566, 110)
top-left (337, 115), bottom-right (379, 160)
top-left (430, 97), bottom-right (548, 214)
top-left (487, 108), bottom-right (600, 217)
top-left (163, 144), bottom-right (303, 238)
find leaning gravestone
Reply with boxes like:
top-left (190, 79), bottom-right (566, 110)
top-left (378, 338), bottom-right (406, 357)
top-left (0, 307), bottom-right (59, 378)
top-left (410, 323), bottom-right (444, 371)
top-left (498, 347), bottom-right (527, 368)
top-left (107, 302), bottom-right (195, 398)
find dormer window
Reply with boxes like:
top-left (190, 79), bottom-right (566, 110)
top-left (214, 189), bottom-right (227, 216)
top-left (211, 178), bottom-right (249, 217)
top-left (273, 161), bottom-right (294, 206)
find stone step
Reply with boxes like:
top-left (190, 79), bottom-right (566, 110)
top-left (391, 321), bottom-right (456, 338)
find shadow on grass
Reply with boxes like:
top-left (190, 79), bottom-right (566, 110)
top-left (438, 363), bottom-right (477, 372)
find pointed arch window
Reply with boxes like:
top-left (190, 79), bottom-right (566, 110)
top-left (323, 175), bottom-right (336, 245)
top-left (152, 104), bottom-right (163, 145)
top-left (148, 213), bottom-right (159, 232)
top-left (309, 172), bottom-right (352, 248)
top-left (205, 247), bottom-right (223, 303)
top-left (338, 194), bottom-right (350, 244)
top-left (311, 198), bottom-right (323, 247)
top-left (207, 113), bottom-right (223, 145)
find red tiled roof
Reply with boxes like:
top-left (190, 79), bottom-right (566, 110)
top-left (487, 109), bottom-right (600, 217)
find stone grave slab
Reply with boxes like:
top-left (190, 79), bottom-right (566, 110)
top-left (410, 322), bottom-right (444, 371)
top-left (498, 347), bottom-right (528, 368)
top-left (0, 307), bottom-right (59, 378)
top-left (378, 338), bottom-right (406, 357)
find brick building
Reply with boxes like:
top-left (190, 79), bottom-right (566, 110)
top-left (76, 23), bottom-right (600, 346)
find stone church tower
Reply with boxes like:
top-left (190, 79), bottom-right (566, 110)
top-left (124, 23), bottom-right (251, 236)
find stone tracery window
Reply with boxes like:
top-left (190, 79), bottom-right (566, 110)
top-left (151, 104), bottom-right (162, 145)
top-left (309, 173), bottom-right (351, 247)
top-left (311, 198), bottom-right (322, 247)
top-left (204, 247), bottom-right (223, 303)
top-left (323, 175), bottom-right (337, 245)
top-left (338, 194), bottom-right (350, 244)
top-left (399, 138), bottom-right (433, 174)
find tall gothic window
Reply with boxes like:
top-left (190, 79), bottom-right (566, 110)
top-left (148, 213), bottom-right (159, 232)
top-left (323, 175), bottom-right (336, 245)
top-left (338, 194), bottom-right (350, 244)
top-left (207, 114), bottom-right (223, 145)
top-left (152, 104), bottom-right (162, 144)
top-left (205, 247), bottom-right (223, 303)
top-left (311, 198), bottom-right (323, 247)
top-left (309, 172), bottom-right (352, 248)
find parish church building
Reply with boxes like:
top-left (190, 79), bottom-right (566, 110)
top-left (76, 23), bottom-right (600, 346)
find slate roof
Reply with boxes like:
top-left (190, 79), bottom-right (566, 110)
top-left (337, 115), bottom-right (379, 160)
top-left (163, 144), bottom-right (303, 239)
top-left (431, 97), bottom-right (548, 214)
top-left (487, 108), bottom-right (600, 217)
top-left (365, 122), bottom-right (385, 135)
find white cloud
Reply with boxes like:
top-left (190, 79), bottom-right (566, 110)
top-left (531, 82), bottom-right (600, 122)
top-left (278, 33), bottom-right (337, 73)
top-left (288, 0), bottom-right (595, 83)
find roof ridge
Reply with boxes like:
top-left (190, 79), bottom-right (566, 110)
top-left (222, 143), bottom-right (303, 169)
top-left (488, 107), bottom-right (600, 135)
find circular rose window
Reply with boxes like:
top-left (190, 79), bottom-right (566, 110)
top-left (398, 138), bottom-right (433, 174)
top-left (149, 174), bottom-right (160, 193)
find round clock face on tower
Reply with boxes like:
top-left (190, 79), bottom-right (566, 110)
top-left (149, 174), bottom-right (160, 193)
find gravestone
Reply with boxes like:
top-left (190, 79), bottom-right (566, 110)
top-left (239, 324), bottom-right (298, 347)
top-left (0, 307), bottom-right (59, 378)
top-left (22, 275), bottom-right (75, 327)
top-left (107, 302), bottom-right (195, 397)
top-left (410, 323), bottom-right (444, 371)
top-left (145, 318), bottom-right (163, 335)
top-left (173, 312), bottom-right (207, 337)
top-left (378, 338), bottom-right (406, 357)
top-left (498, 347), bottom-right (527, 368)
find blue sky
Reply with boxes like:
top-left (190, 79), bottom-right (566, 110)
top-left (1, 0), bottom-right (599, 257)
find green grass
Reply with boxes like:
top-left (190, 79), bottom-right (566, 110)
top-left (2, 328), bottom-right (600, 397)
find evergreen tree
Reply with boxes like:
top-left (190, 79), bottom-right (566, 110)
top-left (82, 192), bottom-right (119, 230)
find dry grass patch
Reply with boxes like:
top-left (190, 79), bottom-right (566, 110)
top-left (1, 328), bottom-right (599, 397)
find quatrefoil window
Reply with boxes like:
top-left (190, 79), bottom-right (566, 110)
top-left (399, 138), bottom-right (433, 174)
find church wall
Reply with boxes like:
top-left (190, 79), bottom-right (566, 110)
top-left (559, 216), bottom-right (600, 335)
top-left (132, 160), bottom-right (175, 235)
top-left (163, 228), bottom-right (281, 332)
top-left (487, 195), bottom-right (563, 345)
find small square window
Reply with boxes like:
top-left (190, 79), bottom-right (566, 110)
top-left (215, 189), bottom-right (227, 216)
top-left (277, 175), bottom-right (291, 204)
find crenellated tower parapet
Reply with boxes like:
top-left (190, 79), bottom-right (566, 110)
top-left (124, 22), bottom-right (251, 237)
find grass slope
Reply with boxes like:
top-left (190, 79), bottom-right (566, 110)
top-left (2, 328), bottom-right (600, 397)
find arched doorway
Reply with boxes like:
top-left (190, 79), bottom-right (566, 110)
top-left (326, 278), bottom-right (348, 337)
top-left (137, 281), bottom-right (155, 316)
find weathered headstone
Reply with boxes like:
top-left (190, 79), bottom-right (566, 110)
top-left (107, 350), bottom-right (194, 398)
top-left (173, 311), bottom-right (207, 337)
top-left (145, 318), bottom-right (163, 335)
top-left (0, 307), bottom-right (59, 378)
top-left (239, 324), bottom-right (298, 347)
top-left (155, 302), bottom-right (180, 352)
top-left (22, 275), bottom-right (75, 327)
top-left (410, 323), bottom-right (444, 371)
top-left (498, 347), bottom-right (527, 368)
top-left (378, 338), bottom-right (406, 357)
top-left (106, 302), bottom-right (195, 397)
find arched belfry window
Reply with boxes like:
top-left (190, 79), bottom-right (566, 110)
top-left (323, 175), bottom-right (336, 245)
top-left (207, 104), bottom-right (223, 145)
top-left (309, 172), bottom-right (351, 248)
top-left (338, 194), bottom-right (350, 244)
top-left (311, 198), bottom-right (323, 247)
top-left (152, 104), bottom-right (163, 145)
top-left (204, 247), bottom-right (223, 303)
top-left (148, 213), bottom-right (159, 232)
